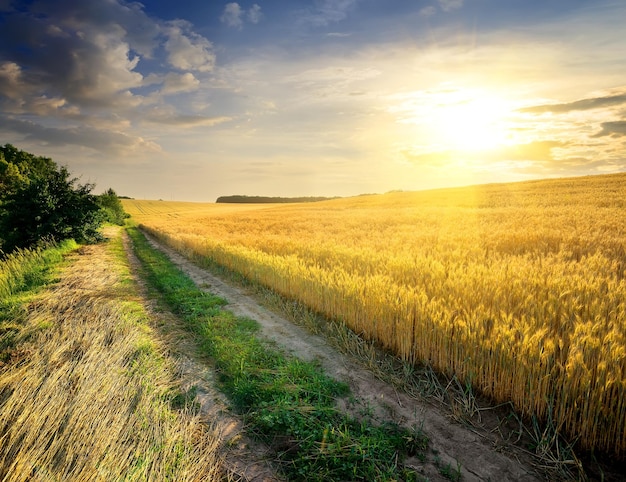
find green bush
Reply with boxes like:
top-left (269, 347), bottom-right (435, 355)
top-left (0, 165), bottom-right (102, 253)
top-left (97, 188), bottom-right (130, 226)
top-left (0, 144), bottom-right (123, 254)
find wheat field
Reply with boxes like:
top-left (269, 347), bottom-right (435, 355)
top-left (124, 173), bottom-right (626, 457)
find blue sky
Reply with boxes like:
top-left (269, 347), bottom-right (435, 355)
top-left (1, 0), bottom-right (625, 201)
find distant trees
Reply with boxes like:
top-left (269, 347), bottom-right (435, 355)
top-left (216, 195), bottom-right (341, 203)
top-left (0, 144), bottom-right (126, 255)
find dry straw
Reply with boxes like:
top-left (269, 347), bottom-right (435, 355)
top-left (0, 235), bottom-right (222, 481)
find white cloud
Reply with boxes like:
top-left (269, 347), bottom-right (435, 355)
top-left (146, 113), bottom-right (232, 127)
top-left (0, 61), bottom-right (24, 99)
top-left (247, 4), bottom-right (263, 24)
top-left (164, 21), bottom-right (215, 72)
top-left (438, 0), bottom-right (463, 12)
top-left (221, 3), bottom-right (263, 29)
top-left (299, 0), bottom-right (358, 27)
top-left (0, 1), bottom-right (216, 109)
top-left (419, 6), bottom-right (436, 17)
top-left (161, 72), bottom-right (201, 94)
top-left (28, 96), bottom-right (69, 116)
top-left (221, 2), bottom-right (244, 29)
top-left (144, 72), bottom-right (201, 95)
top-left (85, 27), bottom-right (143, 96)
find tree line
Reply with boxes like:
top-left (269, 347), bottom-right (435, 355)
top-left (216, 195), bottom-right (341, 203)
top-left (0, 144), bottom-right (128, 255)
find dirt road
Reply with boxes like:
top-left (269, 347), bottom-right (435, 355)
top-left (139, 230), bottom-right (542, 482)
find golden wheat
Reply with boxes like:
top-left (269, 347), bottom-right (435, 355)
top-left (124, 173), bottom-right (626, 456)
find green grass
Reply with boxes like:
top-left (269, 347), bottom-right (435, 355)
top-left (0, 239), bottom-right (78, 297)
top-left (127, 226), bottom-right (429, 481)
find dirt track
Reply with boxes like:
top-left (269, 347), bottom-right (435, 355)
top-left (138, 230), bottom-right (542, 482)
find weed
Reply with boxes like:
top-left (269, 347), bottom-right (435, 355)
top-left (438, 460), bottom-right (462, 481)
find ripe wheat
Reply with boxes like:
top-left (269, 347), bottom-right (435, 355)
top-left (124, 173), bottom-right (626, 456)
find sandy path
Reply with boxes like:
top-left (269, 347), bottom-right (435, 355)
top-left (140, 231), bottom-right (542, 482)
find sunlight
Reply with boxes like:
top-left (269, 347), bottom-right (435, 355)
top-left (392, 87), bottom-right (514, 153)
top-left (430, 93), bottom-right (511, 151)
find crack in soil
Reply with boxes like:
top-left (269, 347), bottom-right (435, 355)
top-left (136, 230), bottom-right (543, 482)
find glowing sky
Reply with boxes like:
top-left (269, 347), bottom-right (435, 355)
top-left (1, 0), bottom-right (625, 201)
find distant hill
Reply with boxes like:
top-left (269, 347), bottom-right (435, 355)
top-left (216, 195), bottom-right (341, 204)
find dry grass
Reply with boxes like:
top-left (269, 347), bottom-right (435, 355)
top-left (0, 229), bottom-right (222, 481)
top-left (0, 240), bottom-right (76, 300)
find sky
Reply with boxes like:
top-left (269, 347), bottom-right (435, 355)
top-left (1, 0), bottom-right (625, 201)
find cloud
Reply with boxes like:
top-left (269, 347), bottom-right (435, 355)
top-left (403, 140), bottom-right (564, 167)
top-left (0, 17), bottom-right (143, 107)
top-left (419, 6), bottom-right (437, 17)
top-left (0, 1), bottom-right (216, 110)
top-left (487, 141), bottom-right (564, 162)
top-left (0, 61), bottom-right (24, 99)
top-left (0, 0), bottom-right (222, 154)
top-left (592, 120), bottom-right (626, 137)
top-left (164, 21), bottom-right (215, 72)
top-left (221, 3), bottom-right (244, 28)
top-left (221, 3), bottom-right (262, 29)
top-left (161, 72), bottom-right (200, 94)
top-left (438, 0), bottom-right (463, 12)
top-left (283, 65), bottom-right (381, 98)
top-left (417, 0), bottom-right (462, 17)
top-left (298, 0), bottom-right (358, 27)
top-left (0, 115), bottom-right (160, 154)
top-left (248, 4), bottom-right (263, 24)
top-left (146, 114), bottom-right (232, 128)
top-left (520, 92), bottom-right (626, 114)
top-left (143, 72), bottom-right (201, 95)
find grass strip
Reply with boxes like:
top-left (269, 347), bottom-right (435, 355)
top-left (128, 226), bottom-right (429, 481)
top-left (1, 239), bottom-right (78, 364)
top-left (0, 239), bottom-right (78, 298)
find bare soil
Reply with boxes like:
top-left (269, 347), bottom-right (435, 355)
top-left (132, 230), bottom-right (544, 482)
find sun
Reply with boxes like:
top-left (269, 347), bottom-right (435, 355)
top-left (394, 87), bottom-right (514, 154)
top-left (430, 94), bottom-right (511, 151)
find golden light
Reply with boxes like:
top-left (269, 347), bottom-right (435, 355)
top-left (392, 86), bottom-right (515, 154)
top-left (430, 94), bottom-right (511, 151)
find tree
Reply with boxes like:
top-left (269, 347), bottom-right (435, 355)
top-left (0, 144), bottom-right (56, 192)
top-left (0, 145), bottom-right (104, 254)
top-left (97, 188), bottom-right (130, 225)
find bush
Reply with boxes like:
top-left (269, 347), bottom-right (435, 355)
top-left (97, 188), bottom-right (130, 226)
top-left (0, 144), bottom-right (109, 254)
top-left (0, 166), bottom-right (103, 253)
